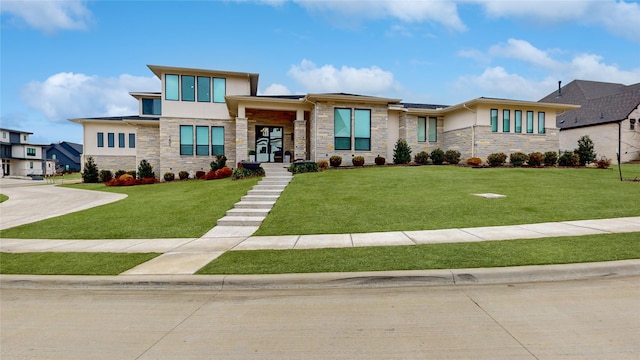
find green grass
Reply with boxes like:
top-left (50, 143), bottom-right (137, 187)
top-left (255, 165), bottom-right (640, 235)
top-left (197, 232), bottom-right (640, 275)
top-left (0, 194), bottom-right (8, 203)
top-left (0, 252), bottom-right (160, 275)
top-left (0, 178), bottom-right (259, 239)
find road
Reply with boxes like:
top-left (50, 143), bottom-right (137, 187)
top-left (1, 276), bottom-right (638, 359)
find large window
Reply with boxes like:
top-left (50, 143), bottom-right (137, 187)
top-left (213, 77), bottom-right (226, 103)
top-left (180, 126), bottom-right (194, 155)
top-left (334, 108), bottom-right (352, 150)
top-left (27, 147), bottom-right (36, 156)
top-left (197, 76), bottom-right (210, 102)
top-left (118, 133), bottom-right (125, 148)
top-left (165, 74), bottom-right (179, 100)
top-left (417, 117), bottom-right (426, 142)
top-left (514, 110), bottom-right (522, 133)
top-left (181, 75), bottom-right (195, 102)
top-left (502, 110), bottom-right (510, 132)
top-left (538, 112), bottom-right (545, 134)
top-left (97, 132), bottom-right (104, 147)
top-left (211, 127), bottom-right (224, 155)
top-left (142, 98), bottom-right (161, 115)
top-left (428, 117), bottom-right (437, 142)
top-left (354, 109), bottom-right (371, 151)
top-left (196, 126), bottom-right (209, 156)
top-left (107, 133), bottom-right (115, 148)
top-left (526, 111), bottom-right (534, 133)
top-left (129, 133), bottom-right (135, 148)
top-left (490, 109), bottom-right (498, 132)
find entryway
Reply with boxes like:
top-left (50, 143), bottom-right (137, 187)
top-left (255, 126), bottom-right (283, 163)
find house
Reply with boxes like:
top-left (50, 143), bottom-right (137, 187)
top-left (44, 141), bottom-right (83, 173)
top-left (0, 128), bottom-right (54, 177)
top-left (539, 80), bottom-right (640, 163)
top-left (69, 64), bottom-right (578, 179)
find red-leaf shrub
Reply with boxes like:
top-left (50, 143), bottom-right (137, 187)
top-left (204, 170), bottom-right (216, 180)
top-left (195, 170), bottom-right (205, 179)
top-left (215, 166), bottom-right (232, 179)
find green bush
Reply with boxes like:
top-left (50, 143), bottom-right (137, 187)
top-left (232, 166), bottom-right (265, 180)
top-left (430, 148), bottom-right (445, 165)
top-left (413, 151), bottom-right (429, 165)
top-left (509, 152), bottom-right (529, 167)
top-left (115, 170), bottom-right (127, 178)
top-left (138, 160), bottom-right (155, 179)
top-left (81, 156), bottom-right (100, 183)
top-left (99, 169), bottom-right (113, 183)
top-left (558, 151), bottom-right (579, 166)
top-left (444, 150), bottom-right (461, 164)
top-left (289, 161), bottom-right (319, 174)
top-left (127, 170), bottom-right (137, 178)
top-left (352, 155), bottom-right (365, 166)
top-left (210, 155), bottom-right (227, 171)
top-left (544, 151), bottom-right (558, 166)
top-left (487, 152), bottom-right (507, 167)
top-left (178, 171), bottom-right (189, 180)
top-left (575, 135), bottom-right (596, 166)
top-left (330, 155), bottom-right (342, 167)
top-left (375, 155), bottom-right (385, 165)
top-left (164, 172), bottom-right (175, 181)
top-left (393, 138), bottom-right (412, 164)
top-left (527, 152), bottom-right (544, 167)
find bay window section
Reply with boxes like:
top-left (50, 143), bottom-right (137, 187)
top-left (502, 110), bottom-right (510, 132)
top-left (165, 74), bottom-right (179, 100)
top-left (490, 109), bottom-right (498, 132)
top-left (526, 111), bottom-right (534, 133)
top-left (354, 109), bottom-right (371, 151)
top-left (428, 117), bottom-right (437, 142)
top-left (196, 126), bottom-right (209, 156)
top-left (197, 76), bottom-right (210, 102)
top-left (417, 117), bottom-right (426, 142)
top-left (180, 125), bottom-right (194, 155)
top-left (514, 110), bottom-right (522, 133)
top-left (213, 77), bottom-right (226, 103)
top-left (211, 127), bottom-right (225, 155)
top-left (538, 112), bottom-right (546, 134)
top-left (181, 75), bottom-right (195, 102)
top-left (334, 108), bottom-right (352, 150)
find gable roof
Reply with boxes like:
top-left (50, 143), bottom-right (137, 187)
top-left (539, 80), bottom-right (640, 129)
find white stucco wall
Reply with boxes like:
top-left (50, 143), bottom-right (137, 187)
top-left (560, 119), bottom-right (640, 163)
top-left (83, 122), bottom-right (138, 156)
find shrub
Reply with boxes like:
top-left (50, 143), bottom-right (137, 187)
top-left (487, 152), bottom-right (507, 167)
top-left (210, 154), bottom-right (227, 171)
top-left (81, 156), bottom-right (100, 183)
top-left (195, 170), bottom-right (206, 179)
top-left (115, 170), bottom-right (127, 178)
top-left (352, 155), bottom-right (365, 166)
top-left (575, 135), bottom-right (596, 166)
top-left (374, 155), bottom-right (385, 165)
top-left (330, 155), bottom-right (342, 167)
top-left (164, 172), bottom-right (175, 182)
top-left (178, 170), bottom-right (189, 180)
top-left (595, 156), bottom-right (611, 169)
top-left (290, 161), bottom-right (319, 174)
top-left (118, 174), bottom-right (134, 181)
top-left (127, 170), bottom-right (137, 178)
top-left (444, 150), bottom-right (461, 164)
top-left (138, 159), bottom-right (155, 179)
top-left (214, 166), bottom-right (233, 179)
top-left (317, 160), bottom-right (329, 170)
top-left (527, 152), bottom-right (544, 167)
top-left (558, 151), bottom-right (579, 166)
top-left (99, 169), bottom-right (113, 183)
top-left (509, 152), bottom-right (528, 167)
top-left (232, 166), bottom-right (265, 180)
top-left (544, 151), bottom-right (558, 166)
top-left (203, 170), bottom-right (216, 180)
top-left (430, 148), bottom-right (445, 165)
top-left (393, 138), bottom-right (412, 164)
top-left (466, 157), bottom-right (483, 166)
top-left (413, 151), bottom-right (429, 165)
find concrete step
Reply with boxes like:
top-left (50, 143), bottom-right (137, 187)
top-left (247, 189), bottom-right (283, 196)
top-left (226, 208), bottom-right (271, 217)
top-left (259, 178), bottom-right (292, 184)
top-left (241, 194), bottom-right (280, 202)
top-left (216, 216), bottom-right (265, 227)
top-left (234, 201), bottom-right (276, 209)
top-left (252, 185), bottom-right (287, 191)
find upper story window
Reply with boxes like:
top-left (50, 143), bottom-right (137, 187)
top-left (181, 75), bottom-right (195, 102)
top-left (142, 98), bottom-right (161, 115)
top-left (197, 77), bottom-right (210, 102)
top-left (26, 147), bottom-right (36, 156)
top-left (490, 109), bottom-right (498, 132)
top-left (514, 110), bottom-right (522, 133)
top-left (165, 74), bottom-right (226, 103)
top-left (213, 77), bottom-right (226, 103)
top-left (165, 74), bottom-right (179, 100)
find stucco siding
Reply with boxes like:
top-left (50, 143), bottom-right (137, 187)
top-left (560, 121), bottom-right (640, 163)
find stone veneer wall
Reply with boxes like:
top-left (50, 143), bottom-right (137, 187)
top-left (246, 109), bottom-right (296, 159)
top-left (136, 125), bottom-right (160, 178)
top-left (406, 115), bottom-right (445, 156)
top-left (443, 127), bottom-right (473, 160)
top-left (473, 126), bottom-right (560, 161)
top-left (83, 155), bottom-right (137, 173)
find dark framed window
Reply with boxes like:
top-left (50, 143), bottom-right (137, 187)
top-left (526, 111), bottom-right (534, 133)
top-left (118, 133), bottom-right (125, 148)
top-left (107, 133), bottom-right (114, 148)
top-left (181, 75), bottom-right (195, 102)
top-left (196, 126), bottom-right (209, 156)
top-left (334, 108), bottom-right (352, 150)
top-left (142, 98), bottom-right (161, 115)
top-left (538, 112), bottom-right (546, 134)
top-left (197, 77), bottom-right (211, 102)
top-left (490, 109), bottom-right (498, 132)
top-left (354, 109), bottom-right (371, 151)
top-left (165, 74), bottom-right (179, 101)
top-left (428, 117), bottom-right (437, 142)
top-left (128, 133), bottom-right (135, 148)
top-left (213, 77), bottom-right (226, 103)
top-left (514, 110), bottom-right (522, 133)
top-left (27, 147), bottom-right (36, 156)
top-left (502, 110), bottom-right (510, 132)
top-left (97, 132), bottom-right (104, 147)
top-left (211, 126), bottom-right (225, 155)
top-left (180, 125), bottom-right (194, 155)
top-left (417, 117), bottom-right (426, 142)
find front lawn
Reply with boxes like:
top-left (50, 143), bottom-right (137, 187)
top-left (0, 252), bottom-right (160, 275)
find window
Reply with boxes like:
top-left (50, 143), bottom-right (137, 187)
top-left (197, 77), bottom-right (210, 102)
top-left (27, 147), bottom-right (36, 156)
top-left (514, 110), bottom-right (522, 133)
top-left (129, 133), bottom-right (135, 148)
top-left (538, 112), bottom-right (545, 134)
top-left (165, 74), bottom-right (179, 100)
top-left (180, 126), bottom-right (194, 155)
top-left (354, 109), bottom-right (371, 151)
top-left (142, 98), bottom-right (161, 115)
top-left (107, 133), bottom-right (114, 148)
top-left (631, 119), bottom-right (636, 130)
top-left (213, 77), bottom-right (226, 103)
top-left (29, 161), bottom-right (33, 169)
top-left (334, 108), bottom-right (352, 150)
top-left (118, 133), bottom-right (125, 148)
top-left (211, 127), bottom-right (224, 155)
top-left (490, 109), bottom-right (498, 132)
top-left (526, 111), bottom-right (534, 133)
top-left (502, 110), bottom-right (510, 132)
top-left (417, 117), bottom-right (426, 142)
top-left (428, 117), bottom-right (437, 142)
top-left (196, 126), bottom-right (209, 156)
top-left (97, 132), bottom-right (104, 147)
top-left (181, 75), bottom-right (195, 102)
top-left (52, 154), bottom-right (57, 160)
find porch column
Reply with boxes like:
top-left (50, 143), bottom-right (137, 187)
top-left (294, 119), bottom-right (307, 161)
top-left (235, 117), bottom-right (248, 163)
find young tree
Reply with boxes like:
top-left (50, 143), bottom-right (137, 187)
top-left (575, 135), bottom-right (596, 166)
top-left (393, 138), bottom-right (412, 164)
top-left (81, 156), bottom-right (100, 183)
top-left (138, 159), bottom-right (155, 179)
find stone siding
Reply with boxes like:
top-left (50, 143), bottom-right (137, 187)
top-left (245, 109), bottom-right (296, 159)
top-left (136, 125), bottom-right (160, 178)
top-left (474, 126), bottom-right (560, 161)
top-left (82, 154), bottom-right (136, 173)
top-left (442, 127), bottom-right (473, 160)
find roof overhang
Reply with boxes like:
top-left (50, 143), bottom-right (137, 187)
top-left (446, 98), bottom-right (581, 112)
top-left (305, 93), bottom-right (401, 104)
top-left (129, 92), bottom-right (161, 100)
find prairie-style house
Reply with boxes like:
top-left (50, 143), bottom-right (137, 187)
top-left (70, 65), bottom-right (578, 179)
top-left (1, 128), bottom-right (54, 177)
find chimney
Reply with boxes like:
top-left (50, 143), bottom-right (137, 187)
top-left (557, 81), bottom-right (562, 96)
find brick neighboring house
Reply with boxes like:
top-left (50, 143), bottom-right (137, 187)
top-left (70, 64), bottom-right (578, 180)
top-left (0, 128), bottom-right (54, 177)
top-left (540, 80), bottom-right (640, 163)
top-left (44, 141), bottom-right (83, 173)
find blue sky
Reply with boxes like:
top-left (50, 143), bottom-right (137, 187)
top-left (2, 0), bottom-right (639, 145)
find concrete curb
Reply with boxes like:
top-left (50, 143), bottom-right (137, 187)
top-left (2, 259), bottom-right (638, 291)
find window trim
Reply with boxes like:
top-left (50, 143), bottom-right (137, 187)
top-left (490, 109), bottom-right (498, 132)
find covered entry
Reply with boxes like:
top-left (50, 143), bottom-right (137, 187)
top-left (255, 126), bottom-right (283, 163)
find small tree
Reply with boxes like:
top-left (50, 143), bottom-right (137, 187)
top-left (430, 148), bottom-right (445, 165)
top-left (81, 156), bottom-right (100, 183)
top-left (138, 159), bottom-right (155, 179)
top-left (210, 155), bottom-right (227, 171)
top-left (575, 135), bottom-right (596, 166)
top-left (393, 138), bottom-right (412, 164)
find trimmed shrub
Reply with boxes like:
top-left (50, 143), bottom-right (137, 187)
top-left (444, 150), bottom-right (461, 164)
top-left (487, 152), bottom-right (507, 167)
top-left (544, 151), bottom-right (558, 166)
top-left (527, 152), bottom-right (544, 167)
top-left (195, 170), bottom-right (206, 179)
top-left (352, 155), bottom-right (365, 166)
top-left (127, 170), bottom-right (137, 178)
top-left (99, 169), bottom-right (113, 183)
top-left (290, 161), bottom-right (319, 174)
top-left (509, 152), bottom-right (529, 167)
top-left (178, 171), bottom-right (189, 180)
top-left (393, 138), bottom-right (412, 164)
top-left (232, 166), bottom-right (265, 180)
top-left (164, 172), bottom-right (175, 182)
top-left (317, 160), bottom-right (329, 170)
top-left (413, 151), bottom-right (430, 165)
top-left (430, 148), bottom-right (445, 165)
top-left (138, 159), bottom-right (155, 179)
top-left (214, 166), bottom-right (233, 179)
top-left (330, 155), bottom-right (342, 167)
top-left (210, 155), bottom-right (227, 171)
top-left (595, 156), bottom-right (611, 169)
top-left (374, 155), bottom-right (385, 165)
top-left (119, 174), bottom-right (134, 181)
top-left (466, 157), bottom-right (483, 166)
top-left (203, 170), bottom-right (216, 180)
top-left (575, 135), bottom-right (596, 166)
top-left (558, 151), bottom-right (579, 166)
top-left (81, 156), bottom-right (100, 183)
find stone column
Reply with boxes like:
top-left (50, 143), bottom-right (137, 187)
top-left (236, 117), bottom-right (248, 163)
top-left (294, 119), bottom-right (307, 161)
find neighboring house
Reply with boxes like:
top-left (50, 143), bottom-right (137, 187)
top-left (70, 65), bottom-right (578, 180)
top-left (0, 128), bottom-right (53, 177)
top-left (44, 141), bottom-right (83, 173)
top-left (540, 80), bottom-right (640, 163)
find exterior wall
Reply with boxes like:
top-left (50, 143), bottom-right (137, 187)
top-left (443, 127), bottom-right (473, 160)
top-left (474, 126), bottom-right (560, 161)
top-left (246, 109), bottom-right (296, 160)
top-left (81, 154), bottom-right (137, 173)
top-left (408, 115), bottom-right (444, 156)
top-left (560, 120), bottom-right (640, 163)
top-left (82, 122), bottom-right (137, 156)
top-left (387, 111), bottom-right (399, 160)
top-left (136, 125), bottom-right (160, 177)
top-left (443, 108), bottom-right (476, 132)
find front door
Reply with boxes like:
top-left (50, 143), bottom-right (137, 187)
top-left (255, 126), bottom-right (283, 163)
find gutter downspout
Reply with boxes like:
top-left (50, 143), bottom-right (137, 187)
top-left (617, 120), bottom-right (623, 182)
top-left (463, 104), bottom-right (477, 157)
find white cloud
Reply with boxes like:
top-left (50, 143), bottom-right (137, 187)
top-left (21, 72), bottom-right (160, 121)
top-left (287, 59), bottom-right (397, 95)
top-left (262, 83), bottom-right (292, 95)
top-left (454, 67), bottom-right (557, 100)
top-left (0, 0), bottom-right (92, 33)
top-left (489, 39), bottom-right (560, 69)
